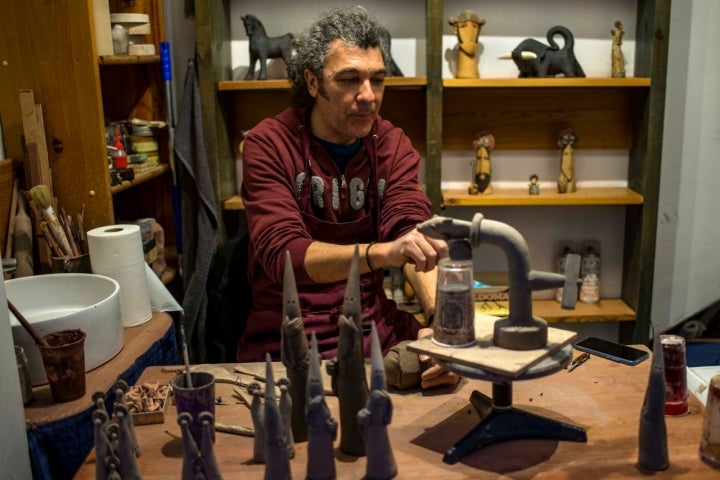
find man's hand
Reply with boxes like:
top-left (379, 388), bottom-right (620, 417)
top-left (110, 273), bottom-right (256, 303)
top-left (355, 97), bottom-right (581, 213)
top-left (374, 228), bottom-right (448, 273)
top-left (417, 328), bottom-right (461, 389)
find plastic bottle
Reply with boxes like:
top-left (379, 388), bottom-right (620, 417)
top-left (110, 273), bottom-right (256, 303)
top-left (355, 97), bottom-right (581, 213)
top-left (555, 245), bottom-right (575, 303)
top-left (112, 127), bottom-right (128, 169)
top-left (579, 244), bottom-right (601, 304)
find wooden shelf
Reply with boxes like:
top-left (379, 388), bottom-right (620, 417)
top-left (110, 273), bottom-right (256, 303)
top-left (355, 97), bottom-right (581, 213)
top-left (475, 298), bottom-right (636, 323)
top-left (218, 76), bottom-right (426, 91)
top-left (99, 55), bottom-right (161, 65)
top-left (443, 187), bottom-right (644, 207)
top-left (224, 194), bottom-right (244, 210)
top-left (443, 77), bottom-right (651, 88)
top-left (110, 164), bottom-right (170, 195)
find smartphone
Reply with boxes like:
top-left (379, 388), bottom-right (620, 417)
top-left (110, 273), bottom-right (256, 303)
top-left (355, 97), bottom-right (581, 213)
top-left (574, 337), bottom-right (649, 366)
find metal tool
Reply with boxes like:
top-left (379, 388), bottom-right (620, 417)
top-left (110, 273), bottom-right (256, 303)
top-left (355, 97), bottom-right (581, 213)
top-left (567, 352), bottom-right (590, 372)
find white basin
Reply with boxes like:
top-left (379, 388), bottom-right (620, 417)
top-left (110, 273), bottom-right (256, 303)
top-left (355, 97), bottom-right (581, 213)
top-left (7, 273), bottom-right (123, 386)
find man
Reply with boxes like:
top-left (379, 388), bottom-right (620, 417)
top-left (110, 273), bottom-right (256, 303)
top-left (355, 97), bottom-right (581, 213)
top-left (240, 6), bottom-right (456, 389)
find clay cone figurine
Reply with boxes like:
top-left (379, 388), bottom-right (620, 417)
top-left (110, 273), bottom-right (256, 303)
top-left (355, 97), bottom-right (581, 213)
top-left (263, 353), bottom-right (292, 480)
top-left (249, 382), bottom-right (267, 463)
top-left (306, 332), bottom-right (338, 480)
top-left (280, 250), bottom-right (310, 443)
top-left (637, 324), bottom-right (669, 471)
top-left (358, 322), bottom-right (398, 479)
top-left (199, 411), bottom-right (223, 479)
top-left (92, 409), bottom-right (113, 480)
top-left (178, 412), bottom-right (203, 480)
top-left (326, 244), bottom-right (369, 456)
top-left (115, 404), bottom-right (142, 479)
top-left (557, 129), bottom-right (577, 194)
top-left (113, 379), bottom-right (140, 457)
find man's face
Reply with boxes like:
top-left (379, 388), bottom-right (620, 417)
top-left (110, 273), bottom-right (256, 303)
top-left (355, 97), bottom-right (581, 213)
top-left (306, 40), bottom-right (386, 145)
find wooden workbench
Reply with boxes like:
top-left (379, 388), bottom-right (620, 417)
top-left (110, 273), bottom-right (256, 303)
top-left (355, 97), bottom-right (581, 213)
top-left (75, 348), bottom-right (718, 479)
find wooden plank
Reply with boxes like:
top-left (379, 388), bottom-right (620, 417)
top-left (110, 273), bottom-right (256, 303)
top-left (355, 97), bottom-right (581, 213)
top-left (34, 104), bottom-right (52, 188)
top-left (443, 77), bottom-right (651, 88)
top-left (406, 314), bottom-right (577, 378)
top-left (18, 90), bottom-right (43, 188)
top-left (443, 186), bottom-right (644, 206)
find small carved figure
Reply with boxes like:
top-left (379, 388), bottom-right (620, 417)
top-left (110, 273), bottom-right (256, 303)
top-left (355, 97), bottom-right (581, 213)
top-left (249, 382), bottom-right (266, 463)
top-left (114, 404), bottom-right (142, 479)
top-left (557, 129), bottom-right (578, 193)
top-left (93, 409), bottom-right (114, 480)
top-left (277, 378), bottom-right (296, 459)
top-left (358, 322), bottom-right (398, 479)
top-left (178, 413), bottom-right (203, 480)
top-left (326, 245), bottom-right (369, 456)
top-left (448, 10), bottom-right (485, 79)
top-left (241, 14), bottom-right (295, 80)
top-left (611, 21), bottom-right (626, 78)
top-left (379, 27), bottom-right (404, 77)
top-left (468, 131), bottom-right (494, 195)
top-left (511, 26), bottom-right (585, 78)
top-left (263, 353), bottom-right (292, 480)
top-left (113, 380), bottom-right (140, 457)
top-left (198, 412), bottom-right (223, 479)
top-left (280, 250), bottom-right (310, 443)
top-left (529, 174), bottom-right (540, 195)
top-left (306, 332), bottom-right (338, 480)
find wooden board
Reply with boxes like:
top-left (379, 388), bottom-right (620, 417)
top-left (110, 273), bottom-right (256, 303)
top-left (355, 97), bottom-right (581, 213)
top-left (407, 313), bottom-right (576, 378)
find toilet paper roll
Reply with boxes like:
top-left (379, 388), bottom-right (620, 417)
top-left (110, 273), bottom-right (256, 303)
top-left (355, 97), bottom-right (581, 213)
top-left (87, 224), bottom-right (152, 327)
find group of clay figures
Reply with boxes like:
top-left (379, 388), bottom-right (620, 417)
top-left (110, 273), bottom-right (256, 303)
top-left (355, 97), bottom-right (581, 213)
top-left (92, 380), bottom-right (144, 480)
top-left (245, 248), bottom-right (397, 479)
top-left (468, 129), bottom-right (579, 196)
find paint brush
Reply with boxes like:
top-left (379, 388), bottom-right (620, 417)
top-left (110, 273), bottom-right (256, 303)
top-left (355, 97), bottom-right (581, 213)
top-left (179, 324), bottom-right (193, 388)
top-left (29, 184), bottom-right (72, 256)
top-left (8, 300), bottom-right (49, 347)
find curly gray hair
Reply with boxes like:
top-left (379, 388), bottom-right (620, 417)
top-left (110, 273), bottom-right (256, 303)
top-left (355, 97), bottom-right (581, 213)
top-left (287, 5), bottom-right (389, 108)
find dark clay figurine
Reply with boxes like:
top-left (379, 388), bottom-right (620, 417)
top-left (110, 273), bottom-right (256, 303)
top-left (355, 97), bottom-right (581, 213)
top-left (241, 14), bottom-right (295, 80)
top-left (638, 325), bottom-right (669, 471)
top-left (511, 26), bottom-right (585, 78)
top-left (249, 382), bottom-right (266, 463)
top-left (280, 250), bottom-right (310, 443)
top-left (306, 332), bottom-right (338, 480)
top-left (358, 322), bottom-right (398, 479)
top-left (326, 245), bottom-right (369, 456)
top-left (263, 353), bottom-right (292, 480)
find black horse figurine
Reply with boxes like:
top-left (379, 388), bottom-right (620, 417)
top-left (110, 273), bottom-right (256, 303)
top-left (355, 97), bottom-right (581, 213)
top-left (242, 14), bottom-right (295, 80)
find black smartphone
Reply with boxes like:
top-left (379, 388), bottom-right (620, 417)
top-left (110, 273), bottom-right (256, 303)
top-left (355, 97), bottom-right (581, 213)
top-left (574, 337), bottom-right (649, 366)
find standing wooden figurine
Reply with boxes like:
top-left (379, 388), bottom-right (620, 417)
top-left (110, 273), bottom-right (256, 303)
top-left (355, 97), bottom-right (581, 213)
top-left (557, 129), bottom-right (577, 193)
top-left (448, 10), bottom-right (485, 79)
top-left (468, 132), bottom-right (494, 195)
top-left (611, 21), bottom-right (626, 78)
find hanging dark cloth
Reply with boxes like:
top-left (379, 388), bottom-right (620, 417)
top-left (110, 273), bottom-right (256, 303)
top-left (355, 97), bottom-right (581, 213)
top-left (174, 58), bottom-right (218, 362)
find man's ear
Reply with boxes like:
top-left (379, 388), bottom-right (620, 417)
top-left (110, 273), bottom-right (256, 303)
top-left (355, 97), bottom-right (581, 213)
top-left (304, 69), bottom-right (318, 98)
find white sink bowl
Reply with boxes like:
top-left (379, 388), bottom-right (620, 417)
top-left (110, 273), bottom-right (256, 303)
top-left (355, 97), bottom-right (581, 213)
top-left (7, 273), bottom-right (123, 386)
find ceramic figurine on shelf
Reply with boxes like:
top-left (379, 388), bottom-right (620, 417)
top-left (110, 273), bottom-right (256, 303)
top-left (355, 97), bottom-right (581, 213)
top-left (469, 132), bottom-right (494, 195)
top-left (448, 10), bottom-right (485, 79)
top-left (557, 129), bottom-right (578, 193)
top-left (358, 322), bottom-right (398, 480)
top-left (325, 245), bottom-right (369, 456)
top-left (510, 26), bottom-right (585, 78)
top-left (241, 14), bottom-right (295, 80)
top-left (611, 21), bottom-right (626, 78)
top-left (306, 332), bottom-right (338, 480)
top-left (280, 250), bottom-right (310, 442)
top-left (263, 353), bottom-right (292, 480)
top-left (528, 174), bottom-right (540, 195)
top-left (380, 27), bottom-right (404, 77)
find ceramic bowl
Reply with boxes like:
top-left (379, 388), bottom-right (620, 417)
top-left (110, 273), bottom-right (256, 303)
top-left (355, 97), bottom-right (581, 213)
top-left (7, 273), bottom-right (123, 386)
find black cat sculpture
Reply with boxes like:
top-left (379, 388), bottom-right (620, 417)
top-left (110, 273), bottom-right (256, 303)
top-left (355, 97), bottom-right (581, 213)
top-left (511, 26), bottom-right (585, 78)
top-left (242, 14), bottom-right (295, 80)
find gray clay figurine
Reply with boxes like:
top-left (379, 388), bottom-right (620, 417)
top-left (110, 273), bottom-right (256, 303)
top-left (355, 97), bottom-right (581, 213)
top-left (637, 325), bottom-right (669, 471)
top-left (263, 353), bottom-right (292, 480)
top-left (178, 412), bottom-right (203, 480)
top-left (241, 14), bottom-right (295, 80)
top-left (249, 381), bottom-right (267, 463)
top-left (358, 322), bottom-right (398, 480)
top-left (379, 27), bottom-right (403, 77)
top-left (277, 378), bottom-right (296, 458)
top-left (306, 332), bottom-right (338, 480)
top-left (93, 409), bottom-right (113, 480)
top-left (114, 404), bottom-right (142, 480)
top-left (326, 245), bottom-right (369, 456)
top-left (511, 26), bottom-right (585, 78)
top-left (113, 379), bottom-right (140, 457)
top-left (280, 250), bottom-right (310, 443)
top-left (199, 411), bottom-right (223, 480)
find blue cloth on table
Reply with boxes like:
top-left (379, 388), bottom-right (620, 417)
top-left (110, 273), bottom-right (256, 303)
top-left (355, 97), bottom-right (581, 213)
top-left (27, 322), bottom-right (180, 480)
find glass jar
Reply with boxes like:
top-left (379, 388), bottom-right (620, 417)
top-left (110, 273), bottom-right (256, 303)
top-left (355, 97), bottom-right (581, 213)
top-left (433, 258), bottom-right (475, 347)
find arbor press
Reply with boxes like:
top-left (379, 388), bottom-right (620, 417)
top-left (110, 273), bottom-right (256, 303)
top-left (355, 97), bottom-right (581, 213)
top-left (408, 213), bottom-right (586, 464)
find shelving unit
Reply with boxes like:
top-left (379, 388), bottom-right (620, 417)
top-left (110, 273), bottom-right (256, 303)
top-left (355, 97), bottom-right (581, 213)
top-left (194, 0), bottom-right (670, 342)
top-left (0, 0), bottom-right (177, 284)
